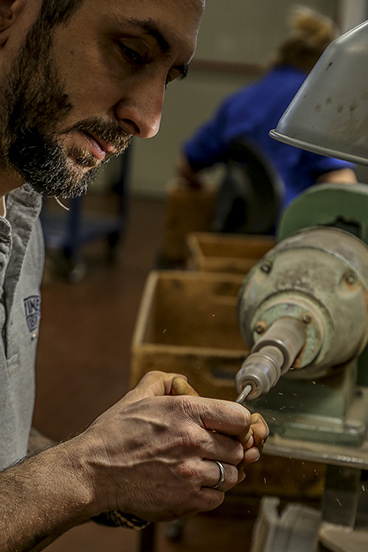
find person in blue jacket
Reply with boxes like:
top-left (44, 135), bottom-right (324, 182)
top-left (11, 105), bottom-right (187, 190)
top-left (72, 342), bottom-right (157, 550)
top-left (177, 6), bottom-right (357, 215)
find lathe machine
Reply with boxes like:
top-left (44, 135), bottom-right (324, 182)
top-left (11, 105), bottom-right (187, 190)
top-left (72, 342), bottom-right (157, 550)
top-left (235, 182), bottom-right (368, 551)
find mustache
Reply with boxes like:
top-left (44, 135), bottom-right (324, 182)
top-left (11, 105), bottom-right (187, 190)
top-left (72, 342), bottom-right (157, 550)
top-left (60, 118), bottom-right (132, 156)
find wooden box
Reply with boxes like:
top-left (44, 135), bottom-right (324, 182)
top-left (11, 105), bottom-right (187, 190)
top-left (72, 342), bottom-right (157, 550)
top-left (186, 232), bottom-right (275, 274)
top-left (130, 270), bottom-right (248, 400)
top-left (161, 181), bottom-right (218, 263)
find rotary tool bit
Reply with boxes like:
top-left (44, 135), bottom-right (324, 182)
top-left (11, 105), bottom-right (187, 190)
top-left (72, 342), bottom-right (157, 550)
top-left (235, 317), bottom-right (306, 401)
top-left (236, 385), bottom-right (253, 405)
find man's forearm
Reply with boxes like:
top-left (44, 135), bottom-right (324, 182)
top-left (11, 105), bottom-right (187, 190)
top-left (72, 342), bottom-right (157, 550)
top-left (0, 439), bottom-right (93, 552)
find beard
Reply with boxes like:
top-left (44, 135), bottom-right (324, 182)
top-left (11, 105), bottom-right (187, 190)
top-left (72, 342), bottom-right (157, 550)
top-left (0, 15), bottom-right (131, 199)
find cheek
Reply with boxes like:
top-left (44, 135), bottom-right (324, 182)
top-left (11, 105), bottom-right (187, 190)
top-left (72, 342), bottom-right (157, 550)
top-left (52, 34), bottom-right (121, 119)
top-left (58, 61), bottom-right (121, 120)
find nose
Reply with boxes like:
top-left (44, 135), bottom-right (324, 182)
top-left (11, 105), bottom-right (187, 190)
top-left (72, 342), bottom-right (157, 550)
top-left (114, 76), bottom-right (165, 139)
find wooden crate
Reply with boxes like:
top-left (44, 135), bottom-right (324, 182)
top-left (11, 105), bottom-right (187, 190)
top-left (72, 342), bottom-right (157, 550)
top-left (187, 232), bottom-right (276, 274)
top-left (161, 180), bottom-right (218, 263)
top-left (130, 270), bottom-right (248, 400)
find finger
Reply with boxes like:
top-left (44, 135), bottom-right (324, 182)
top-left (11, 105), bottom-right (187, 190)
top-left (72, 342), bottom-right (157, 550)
top-left (171, 377), bottom-right (200, 397)
top-left (243, 446), bottom-right (261, 465)
top-left (244, 432), bottom-right (254, 450)
top-left (237, 444), bottom-right (261, 471)
top-left (127, 371), bottom-right (186, 401)
top-left (237, 414), bottom-right (269, 469)
top-left (238, 412), bottom-right (269, 450)
top-left (200, 428), bottom-right (245, 466)
top-left (201, 460), bottom-right (240, 493)
top-left (195, 398), bottom-right (252, 439)
top-left (251, 412), bottom-right (269, 450)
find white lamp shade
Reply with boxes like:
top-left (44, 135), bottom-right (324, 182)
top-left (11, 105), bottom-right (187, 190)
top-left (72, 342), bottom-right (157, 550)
top-left (270, 20), bottom-right (368, 166)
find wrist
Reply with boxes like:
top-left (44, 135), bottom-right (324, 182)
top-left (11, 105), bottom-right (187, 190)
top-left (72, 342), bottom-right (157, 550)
top-left (35, 438), bottom-right (96, 524)
top-left (32, 436), bottom-right (149, 529)
top-left (66, 429), bottom-right (121, 518)
top-left (69, 433), bottom-right (150, 530)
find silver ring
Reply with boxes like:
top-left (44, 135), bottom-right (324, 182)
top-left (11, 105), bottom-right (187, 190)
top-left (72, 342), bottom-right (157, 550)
top-left (211, 460), bottom-right (226, 490)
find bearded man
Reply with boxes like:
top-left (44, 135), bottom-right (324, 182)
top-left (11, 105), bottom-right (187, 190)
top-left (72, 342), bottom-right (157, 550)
top-left (0, 2), bottom-right (268, 550)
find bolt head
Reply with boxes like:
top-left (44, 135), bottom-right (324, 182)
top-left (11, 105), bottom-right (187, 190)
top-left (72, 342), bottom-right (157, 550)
top-left (260, 260), bottom-right (272, 274)
top-left (302, 313), bottom-right (313, 325)
top-left (345, 272), bottom-right (357, 286)
top-left (255, 321), bottom-right (267, 334)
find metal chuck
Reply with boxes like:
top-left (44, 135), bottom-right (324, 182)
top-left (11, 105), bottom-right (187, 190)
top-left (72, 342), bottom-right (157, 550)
top-left (236, 317), bottom-right (306, 402)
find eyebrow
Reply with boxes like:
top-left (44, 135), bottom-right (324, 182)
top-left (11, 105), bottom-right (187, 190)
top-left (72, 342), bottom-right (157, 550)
top-left (126, 17), bottom-right (190, 79)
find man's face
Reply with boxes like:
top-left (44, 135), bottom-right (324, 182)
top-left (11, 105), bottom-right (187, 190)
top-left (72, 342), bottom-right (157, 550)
top-left (0, 0), bottom-right (204, 198)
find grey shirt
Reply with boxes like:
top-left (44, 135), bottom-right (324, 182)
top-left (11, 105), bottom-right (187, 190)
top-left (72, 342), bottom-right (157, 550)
top-left (0, 184), bottom-right (44, 470)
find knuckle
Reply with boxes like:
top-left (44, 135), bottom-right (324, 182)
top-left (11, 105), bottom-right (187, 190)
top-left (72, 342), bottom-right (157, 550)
top-left (176, 459), bottom-right (197, 481)
top-left (141, 370), bottom-right (160, 380)
top-left (240, 405), bottom-right (252, 424)
top-left (178, 394), bottom-right (196, 414)
top-left (175, 422), bottom-right (203, 451)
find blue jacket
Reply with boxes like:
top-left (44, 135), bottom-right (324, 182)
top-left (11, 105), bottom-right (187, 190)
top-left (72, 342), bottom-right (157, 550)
top-left (183, 65), bottom-right (355, 209)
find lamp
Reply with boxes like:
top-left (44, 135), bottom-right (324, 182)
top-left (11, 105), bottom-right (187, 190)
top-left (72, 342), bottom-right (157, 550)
top-left (270, 20), bottom-right (368, 166)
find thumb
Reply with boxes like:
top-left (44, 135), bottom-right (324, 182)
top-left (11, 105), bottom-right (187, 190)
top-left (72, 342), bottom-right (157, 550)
top-left (126, 371), bottom-right (187, 402)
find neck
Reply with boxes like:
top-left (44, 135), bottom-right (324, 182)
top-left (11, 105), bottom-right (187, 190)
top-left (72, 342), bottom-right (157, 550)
top-left (0, 167), bottom-right (25, 217)
top-left (0, 165), bottom-right (25, 195)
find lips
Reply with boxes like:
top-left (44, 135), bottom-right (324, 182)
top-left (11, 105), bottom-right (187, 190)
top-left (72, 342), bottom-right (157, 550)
top-left (82, 131), bottom-right (117, 161)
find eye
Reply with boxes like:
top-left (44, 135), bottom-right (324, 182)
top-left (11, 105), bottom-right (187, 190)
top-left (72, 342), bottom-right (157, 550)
top-left (119, 43), bottom-right (146, 66)
top-left (166, 66), bottom-right (189, 87)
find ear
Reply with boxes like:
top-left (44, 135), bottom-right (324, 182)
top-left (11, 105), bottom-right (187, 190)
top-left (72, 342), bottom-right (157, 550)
top-left (0, 0), bottom-right (15, 28)
top-left (0, 0), bottom-right (25, 46)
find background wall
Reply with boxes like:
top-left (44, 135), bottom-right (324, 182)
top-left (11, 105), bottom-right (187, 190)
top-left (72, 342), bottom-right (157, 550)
top-left (123, 0), bottom-right (368, 197)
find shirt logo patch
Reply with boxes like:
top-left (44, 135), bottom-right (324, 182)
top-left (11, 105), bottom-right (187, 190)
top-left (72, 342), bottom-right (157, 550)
top-left (24, 295), bottom-right (41, 333)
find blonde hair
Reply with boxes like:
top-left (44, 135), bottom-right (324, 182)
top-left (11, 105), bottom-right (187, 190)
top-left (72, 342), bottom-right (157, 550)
top-left (273, 5), bottom-right (339, 72)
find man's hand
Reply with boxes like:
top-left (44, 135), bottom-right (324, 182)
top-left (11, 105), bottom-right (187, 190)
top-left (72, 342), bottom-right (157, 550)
top-left (0, 372), bottom-right (269, 551)
top-left (77, 371), bottom-right (268, 522)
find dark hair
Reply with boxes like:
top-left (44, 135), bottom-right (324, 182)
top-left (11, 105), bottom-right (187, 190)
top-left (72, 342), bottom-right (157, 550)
top-left (38, 0), bottom-right (84, 28)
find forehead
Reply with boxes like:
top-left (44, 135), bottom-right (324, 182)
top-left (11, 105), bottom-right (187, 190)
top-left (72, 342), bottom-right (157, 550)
top-left (78, 0), bottom-right (205, 55)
